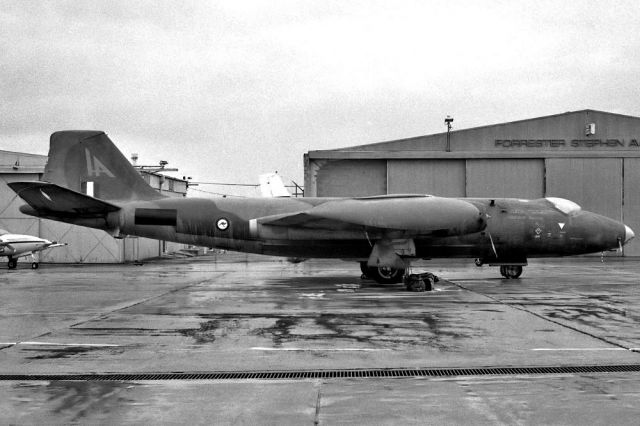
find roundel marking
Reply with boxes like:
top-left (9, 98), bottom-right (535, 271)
top-left (216, 217), bottom-right (230, 231)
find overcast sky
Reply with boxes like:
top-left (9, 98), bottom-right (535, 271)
top-left (2, 1), bottom-right (640, 197)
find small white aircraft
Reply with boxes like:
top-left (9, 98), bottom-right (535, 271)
top-left (0, 229), bottom-right (66, 269)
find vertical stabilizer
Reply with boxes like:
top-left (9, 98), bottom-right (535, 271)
top-left (44, 131), bottom-right (164, 201)
top-left (259, 173), bottom-right (290, 197)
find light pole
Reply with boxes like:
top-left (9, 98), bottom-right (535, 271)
top-left (445, 116), bottom-right (453, 152)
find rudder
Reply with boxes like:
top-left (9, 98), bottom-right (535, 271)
top-left (44, 131), bottom-right (164, 201)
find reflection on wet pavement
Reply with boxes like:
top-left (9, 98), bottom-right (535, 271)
top-left (1, 255), bottom-right (640, 423)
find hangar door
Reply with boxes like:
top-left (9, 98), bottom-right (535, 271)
top-left (466, 159), bottom-right (544, 199)
top-left (387, 160), bottom-right (465, 196)
top-left (0, 173), bottom-right (40, 236)
top-left (546, 158), bottom-right (622, 221)
top-left (316, 160), bottom-right (386, 197)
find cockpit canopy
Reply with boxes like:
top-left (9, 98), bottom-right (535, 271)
top-left (546, 197), bottom-right (581, 215)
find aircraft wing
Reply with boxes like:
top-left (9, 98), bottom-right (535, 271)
top-left (258, 196), bottom-right (486, 236)
top-left (8, 181), bottom-right (120, 217)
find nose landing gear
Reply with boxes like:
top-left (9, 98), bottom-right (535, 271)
top-left (499, 265), bottom-right (523, 279)
top-left (475, 259), bottom-right (525, 279)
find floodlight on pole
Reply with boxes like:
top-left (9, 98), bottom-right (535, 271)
top-left (445, 116), bottom-right (454, 152)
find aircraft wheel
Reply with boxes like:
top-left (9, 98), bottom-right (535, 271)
top-left (8, 259), bottom-right (17, 269)
top-left (500, 265), bottom-right (523, 279)
top-left (474, 258), bottom-right (483, 267)
top-left (367, 265), bottom-right (405, 284)
top-left (31, 262), bottom-right (39, 269)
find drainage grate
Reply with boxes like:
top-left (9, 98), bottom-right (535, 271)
top-left (1, 364), bottom-right (640, 381)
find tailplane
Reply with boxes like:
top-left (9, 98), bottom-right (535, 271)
top-left (8, 181), bottom-right (121, 231)
top-left (43, 131), bottom-right (164, 201)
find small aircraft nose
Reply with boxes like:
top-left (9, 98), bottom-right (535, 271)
top-left (624, 225), bottom-right (635, 244)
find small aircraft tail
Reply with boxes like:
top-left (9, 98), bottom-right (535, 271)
top-left (259, 173), bottom-right (290, 197)
top-left (43, 131), bottom-right (163, 201)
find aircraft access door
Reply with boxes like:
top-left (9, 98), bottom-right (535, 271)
top-left (485, 201), bottom-right (528, 262)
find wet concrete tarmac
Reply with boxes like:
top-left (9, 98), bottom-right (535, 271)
top-left (1, 254), bottom-right (640, 424)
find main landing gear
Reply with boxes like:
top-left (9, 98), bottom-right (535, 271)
top-left (360, 262), bottom-right (404, 284)
top-left (360, 262), bottom-right (439, 292)
top-left (6, 254), bottom-right (40, 270)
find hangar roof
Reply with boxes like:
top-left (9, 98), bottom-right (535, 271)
top-left (0, 149), bottom-right (47, 173)
top-left (308, 109), bottom-right (640, 158)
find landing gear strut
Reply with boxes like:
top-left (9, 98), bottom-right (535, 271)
top-left (30, 253), bottom-right (39, 269)
top-left (500, 265), bottom-right (523, 279)
top-left (360, 262), bottom-right (405, 284)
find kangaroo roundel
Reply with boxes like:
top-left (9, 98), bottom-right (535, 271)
top-left (216, 218), bottom-right (229, 231)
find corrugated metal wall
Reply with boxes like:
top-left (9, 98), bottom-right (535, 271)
top-left (316, 160), bottom-right (386, 197)
top-left (39, 222), bottom-right (122, 263)
top-left (546, 158), bottom-right (622, 220)
top-left (387, 160), bottom-right (465, 196)
top-left (466, 159), bottom-right (544, 198)
top-left (0, 173), bottom-right (40, 237)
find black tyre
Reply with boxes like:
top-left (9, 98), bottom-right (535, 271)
top-left (499, 265), bottom-right (507, 278)
top-left (31, 262), bottom-right (39, 269)
top-left (503, 265), bottom-right (523, 279)
top-left (8, 259), bottom-right (17, 269)
top-left (367, 265), bottom-right (405, 284)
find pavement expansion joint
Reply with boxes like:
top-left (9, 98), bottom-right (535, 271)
top-left (450, 279), bottom-right (640, 354)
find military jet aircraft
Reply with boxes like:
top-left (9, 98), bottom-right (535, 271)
top-left (0, 229), bottom-right (66, 269)
top-left (7, 131), bottom-right (635, 287)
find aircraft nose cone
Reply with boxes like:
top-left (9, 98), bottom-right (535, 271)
top-left (624, 225), bottom-right (635, 244)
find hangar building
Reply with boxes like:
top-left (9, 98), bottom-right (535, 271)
top-left (304, 110), bottom-right (640, 255)
top-left (0, 149), bottom-right (188, 264)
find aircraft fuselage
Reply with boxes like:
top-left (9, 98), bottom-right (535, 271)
top-left (95, 196), bottom-right (626, 262)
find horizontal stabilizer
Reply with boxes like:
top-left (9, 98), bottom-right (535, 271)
top-left (8, 181), bottom-right (120, 217)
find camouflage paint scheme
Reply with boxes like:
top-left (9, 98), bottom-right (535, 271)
top-left (7, 131), bottom-right (634, 281)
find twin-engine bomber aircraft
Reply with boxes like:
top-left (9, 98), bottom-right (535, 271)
top-left (8, 131), bottom-right (635, 287)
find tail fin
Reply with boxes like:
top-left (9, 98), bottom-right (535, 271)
top-left (44, 131), bottom-right (163, 201)
top-left (259, 173), bottom-right (290, 197)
